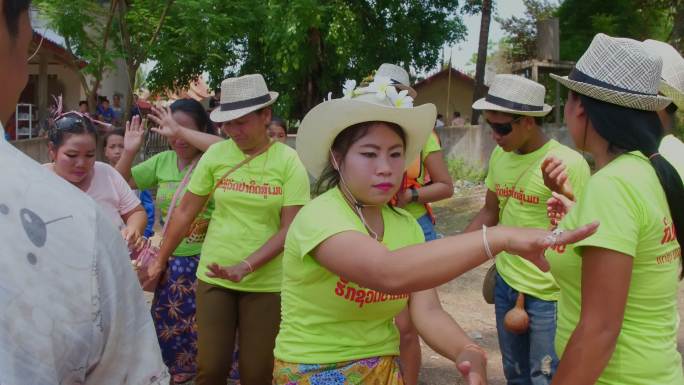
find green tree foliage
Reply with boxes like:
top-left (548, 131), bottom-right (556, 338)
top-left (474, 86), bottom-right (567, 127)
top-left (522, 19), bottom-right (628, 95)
top-left (145, 0), bottom-right (258, 93)
top-left (34, 0), bottom-right (120, 109)
top-left (37, 0), bottom-right (467, 121)
top-left (35, 0), bottom-right (177, 117)
top-left (558, 0), bottom-right (674, 61)
top-left (240, 0), bottom-right (466, 120)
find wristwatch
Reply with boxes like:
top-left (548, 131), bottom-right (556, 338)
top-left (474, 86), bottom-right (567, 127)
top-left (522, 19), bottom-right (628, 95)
top-left (410, 187), bottom-right (419, 203)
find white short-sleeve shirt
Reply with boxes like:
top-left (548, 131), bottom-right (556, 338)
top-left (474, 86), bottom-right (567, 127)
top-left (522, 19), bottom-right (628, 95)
top-left (0, 132), bottom-right (168, 385)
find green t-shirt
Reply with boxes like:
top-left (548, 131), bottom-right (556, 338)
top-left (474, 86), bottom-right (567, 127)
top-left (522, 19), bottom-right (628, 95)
top-left (131, 150), bottom-right (213, 256)
top-left (404, 132), bottom-right (442, 219)
top-left (485, 139), bottom-right (590, 301)
top-left (187, 140), bottom-right (310, 292)
top-left (660, 134), bottom-right (684, 181)
top-left (274, 187), bottom-right (425, 364)
top-left (547, 152), bottom-right (683, 385)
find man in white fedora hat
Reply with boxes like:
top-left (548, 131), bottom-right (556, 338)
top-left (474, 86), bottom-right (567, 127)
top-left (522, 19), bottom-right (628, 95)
top-left (373, 62), bottom-right (454, 385)
top-left (642, 39), bottom-right (684, 178)
top-left (464, 74), bottom-right (590, 385)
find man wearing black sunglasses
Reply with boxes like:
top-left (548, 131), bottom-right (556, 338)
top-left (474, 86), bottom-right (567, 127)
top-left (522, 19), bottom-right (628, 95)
top-left (0, 1), bottom-right (168, 383)
top-left (464, 74), bottom-right (590, 385)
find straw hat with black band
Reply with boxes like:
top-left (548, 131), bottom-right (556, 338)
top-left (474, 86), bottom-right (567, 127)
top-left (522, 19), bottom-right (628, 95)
top-left (550, 33), bottom-right (671, 111)
top-left (210, 74), bottom-right (279, 123)
top-left (642, 39), bottom-right (684, 109)
top-left (472, 74), bottom-right (552, 117)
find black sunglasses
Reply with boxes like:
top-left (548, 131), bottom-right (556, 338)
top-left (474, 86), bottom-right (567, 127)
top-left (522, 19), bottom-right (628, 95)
top-left (486, 116), bottom-right (524, 136)
top-left (54, 113), bottom-right (97, 132)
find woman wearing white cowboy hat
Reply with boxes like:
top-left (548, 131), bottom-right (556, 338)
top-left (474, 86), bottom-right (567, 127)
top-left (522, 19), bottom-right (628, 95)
top-left (465, 73), bottom-right (590, 385)
top-left (374, 63), bottom-right (455, 385)
top-left (543, 33), bottom-right (684, 385)
top-left (145, 74), bottom-right (310, 385)
top-left (271, 76), bottom-right (598, 385)
top-left (642, 38), bottom-right (684, 179)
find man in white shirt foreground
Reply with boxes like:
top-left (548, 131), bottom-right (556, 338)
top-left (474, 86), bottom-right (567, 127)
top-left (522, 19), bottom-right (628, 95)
top-left (0, 1), bottom-right (169, 383)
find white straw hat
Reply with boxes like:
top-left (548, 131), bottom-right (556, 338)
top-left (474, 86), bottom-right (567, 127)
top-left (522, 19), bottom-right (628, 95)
top-left (643, 39), bottom-right (684, 109)
top-left (296, 77), bottom-right (435, 179)
top-left (209, 74), bottom-right (279, 123)
top-left (551, 33), bottom-right (671, 111)
top-left (376, 63), bottom-right (418, 98)
top-left (472, 74), bottom-right (552, 117)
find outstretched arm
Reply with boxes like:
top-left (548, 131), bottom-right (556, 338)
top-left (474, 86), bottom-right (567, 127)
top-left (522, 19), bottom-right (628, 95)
top-left (314, 222), bottom-right (599, 294)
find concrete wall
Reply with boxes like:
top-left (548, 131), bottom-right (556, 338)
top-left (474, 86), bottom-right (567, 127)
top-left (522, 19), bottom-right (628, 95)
top-left (11, 137), bottom-right (50, 164)
top-left (435, 123), bottom-right (577, 169)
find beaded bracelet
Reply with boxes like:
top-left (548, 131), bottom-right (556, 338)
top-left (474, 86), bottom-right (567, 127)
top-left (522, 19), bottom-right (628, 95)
top-left (241, 259), bottom-right (254, 273)
top-left (482, 225), bottom-right (495, 260)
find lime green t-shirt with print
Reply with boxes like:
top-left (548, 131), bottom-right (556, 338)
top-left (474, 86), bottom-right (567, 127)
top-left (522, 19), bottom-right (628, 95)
top-left (485, 139), bottom-right (590, 301)
top-left (274, 187), bottom-right (425, 364)
top-left (404, 132), bottom-right (442, 219)
top-left (187, 140), bottom-right (310, 292)
top-left (132, 150), bottom-right (213, 256)
top-left (547, 152), bottom-right (683, 385)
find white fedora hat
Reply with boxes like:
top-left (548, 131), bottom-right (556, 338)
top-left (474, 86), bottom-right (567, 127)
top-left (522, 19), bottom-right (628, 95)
top-left (296, 77), bottom-right (435, 179)
top-left (376, 63), bottom-right (418, 98)
top-left (209, 74), bottom-right (279, 123)
top-left (643, 39), bottom-right (684, 109)
top-left (551, 33), bottom-right (671, 111)
top-left (472, 74), bottom-right (552, 117)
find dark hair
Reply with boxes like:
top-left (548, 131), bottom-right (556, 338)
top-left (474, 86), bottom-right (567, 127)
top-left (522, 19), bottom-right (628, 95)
top-left (78, 100), bottom-right (88, 107)
top-left (665, 103), bottom-right (678, 133)
top-left (315, 121), bottom-right (406, 194)
top-left (437, 114), bottom-right (443, 119)
top-left (575, 91), bottom-right (684, 276)
top-left (270, 116), bottom-right (287, 132)
top-left (169, 98), bottom-right (213, 134)
top-left (511, 113), bottom-right (544, 126)
top-left (3, 0), bottom-right (30, 39)
top-left (495, 110), bottom-right (544, 126)
top-left (454, 111), bottom-right (461, 117)
top-left (103, 128), bottom-right (125, 148)
top-left (48, 112), bottom-right (98, 148)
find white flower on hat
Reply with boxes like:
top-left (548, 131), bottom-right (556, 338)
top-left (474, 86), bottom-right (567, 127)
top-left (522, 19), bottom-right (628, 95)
top-left (367, 76), bottom-right (392, 100)
top-left (386, 86), bottom-right (413, 108)
top-left (342, 79), bottom-right (357, 99)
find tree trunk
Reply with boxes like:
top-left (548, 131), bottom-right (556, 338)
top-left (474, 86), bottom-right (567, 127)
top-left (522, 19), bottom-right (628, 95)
top-left (302, 27), bottom-right (323, 118)
top-left (471, 0), bottom-right (492, 125)
top-left (125, 64), bottom-right (139, 123)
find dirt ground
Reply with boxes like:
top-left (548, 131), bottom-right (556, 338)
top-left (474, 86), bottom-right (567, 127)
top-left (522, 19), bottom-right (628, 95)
top-left (418, 190), bottom-right (684, 385)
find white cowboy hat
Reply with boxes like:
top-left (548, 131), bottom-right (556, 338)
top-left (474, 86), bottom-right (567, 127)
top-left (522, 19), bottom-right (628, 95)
top-left (209, 74), bottom-right (279, 123)
top-left (472, 74), bottom-right (552, 117)
top-left (642, 39), bottom-right (684, 109)
top-left (376, 63), bottom-right (418, 98)
top-left (296, 79), bottom-right (436, 179)
top-left (551, 33), bottom-right (671, 111)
